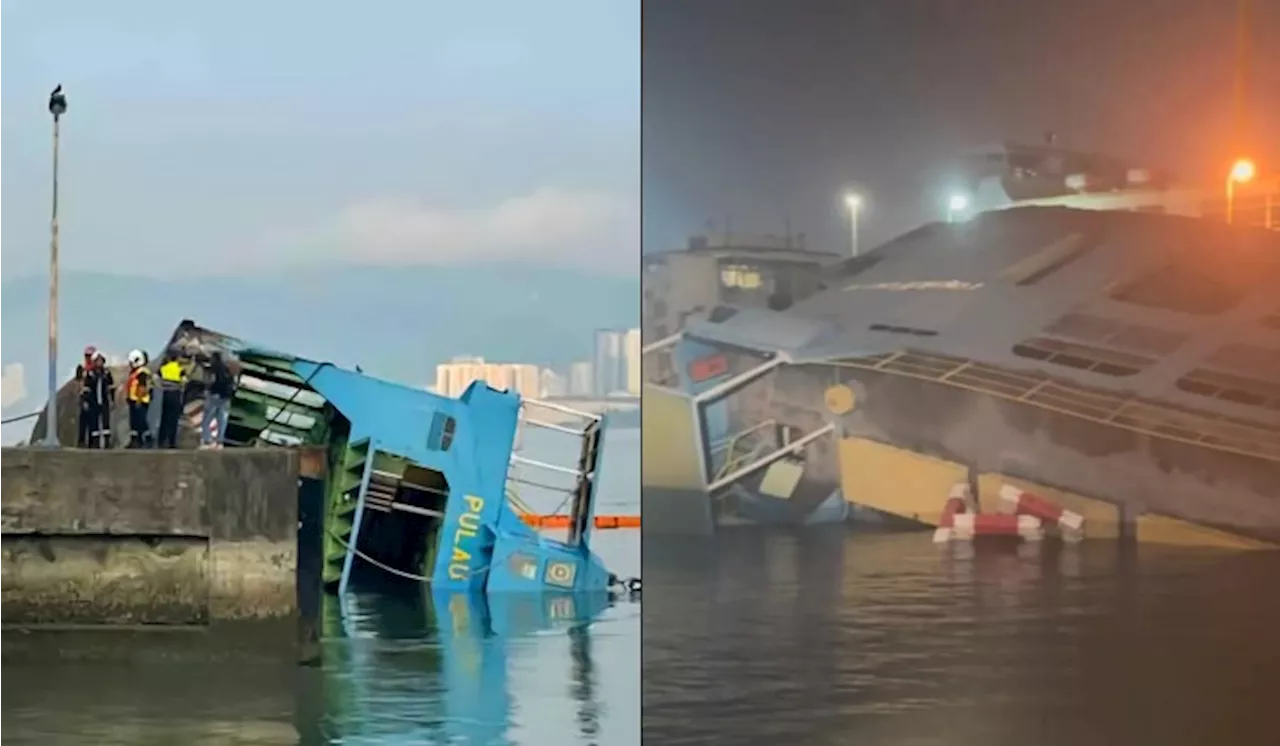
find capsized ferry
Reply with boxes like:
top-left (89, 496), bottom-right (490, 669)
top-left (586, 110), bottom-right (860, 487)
top-left (643, 143), bottom-right (1280, 542)
top-left (32, 319), bottom-right (639, 606)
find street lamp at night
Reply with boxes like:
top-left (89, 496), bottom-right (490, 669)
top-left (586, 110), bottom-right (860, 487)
top-left (1226, 158), bottom-right (1255, 225)
top-left (946, 193), bottom-right (969, 223)
top-left (43, 84), bottom-right (67, 447)
top-left (843, 192), bottom-right (863, 258)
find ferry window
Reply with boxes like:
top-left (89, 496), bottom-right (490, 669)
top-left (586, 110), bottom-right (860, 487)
top-left (720, 264), bottom-right (763, 290)
top-left (1110, 263), bottom-right (1251, 316)
top-left (869, 323), bottom-right (938, 337)
top-left (428, 412), bottom-right (456, 451)
top-left (1012, 337), bottom-right (1154, 377)
top-left (1176, 369), bottom-right (1280, 411)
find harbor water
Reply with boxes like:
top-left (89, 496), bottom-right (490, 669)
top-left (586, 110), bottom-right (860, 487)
top-left (642, 527), bottom-right (1280, 745)
top-left (1, 427), bottom-right (640, 746)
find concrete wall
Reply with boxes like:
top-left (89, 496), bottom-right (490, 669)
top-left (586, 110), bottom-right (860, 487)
top-left (1, 448), bottom-right (307, 625)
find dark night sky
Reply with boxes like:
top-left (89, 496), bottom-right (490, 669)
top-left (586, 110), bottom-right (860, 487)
top-left (642, 0), bottom-right (1280, 255)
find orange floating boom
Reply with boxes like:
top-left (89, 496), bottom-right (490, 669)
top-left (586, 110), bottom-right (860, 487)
top-left (520, 514), bottom-right (641, 529)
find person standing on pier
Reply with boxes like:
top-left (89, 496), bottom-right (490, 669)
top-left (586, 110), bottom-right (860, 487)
top-left (85, 351), bottom-right (115, 448)
top-left (125, 349), bottom-right (154, 448)
top-left (200, 351), bottom-right (237, 449)
top-left (74, 348), bottom-right (94, 447)
top-left (157, 350), bottom-right (188, 449)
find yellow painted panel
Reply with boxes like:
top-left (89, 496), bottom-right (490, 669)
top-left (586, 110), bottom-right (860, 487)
top-left (641, 384), bottom-right (703, 491)
top-left (1136, 514), bottom-right (1276, 550)
top-left (978, 474), bottom-right (1122, 539)
top-left (837, 438), bottom-right (968, 526)
top-left (759, 459), bottom-right (804, 499)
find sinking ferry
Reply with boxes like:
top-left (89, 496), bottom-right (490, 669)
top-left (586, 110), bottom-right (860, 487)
top-left (643, 143), bottom-right (1280, 546)
top-left (641, 233), bottom-right (846, 527)
top-left (156, 321), bottom-right (633, 600)
top-left (28, 319), bottom-right (636, 600)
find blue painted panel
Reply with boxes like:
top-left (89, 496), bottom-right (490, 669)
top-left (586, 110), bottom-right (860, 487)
top-left (486, 536), bottom-right (612, 594)
top-left (292, 359), bottom-right (614, 594)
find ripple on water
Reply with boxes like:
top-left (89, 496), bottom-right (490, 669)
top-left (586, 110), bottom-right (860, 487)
top-left (643, 531), bottom-right (1280, 745)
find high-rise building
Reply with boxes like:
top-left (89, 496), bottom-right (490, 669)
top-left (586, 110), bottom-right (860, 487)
top-left (434, 357), bottom-right (541, 401)
top-left (568, 361), bottom-right (594, 397)
top-left (593, 329), bottom-right (627, 397)
top-left (540, 368), bottom-right (567, 398)
top-left (624, 328), bottom-right (641, 395)
top-left (2, 363), bottom-right (27, 409)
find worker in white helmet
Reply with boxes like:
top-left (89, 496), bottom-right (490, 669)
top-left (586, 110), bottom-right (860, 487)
top-left (125, 349), bottom-right (154, 448)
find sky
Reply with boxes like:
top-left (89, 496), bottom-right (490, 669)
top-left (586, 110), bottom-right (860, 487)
top-left (1, 0), bottom-right (640, 279)
top-left (643, 0), bottom-right (1280, 255)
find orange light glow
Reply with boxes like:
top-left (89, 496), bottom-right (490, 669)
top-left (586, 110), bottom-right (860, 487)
top-left (1229, 158), bottom-right (1256, 184)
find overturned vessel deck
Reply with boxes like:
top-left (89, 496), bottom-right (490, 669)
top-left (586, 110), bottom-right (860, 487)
top-left (32, 320), bottom-right (626, 599)
top-left (645, 207), bottom-right (1280, 546)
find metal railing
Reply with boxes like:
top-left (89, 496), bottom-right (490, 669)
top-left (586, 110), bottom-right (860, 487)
top-left (832, 349), bottom-right (1280, 462)
top-left (712, 418), bottom-right (779, 482)
top-left (1, 410), bottom-right (40, 425)
top-left (504, 398), bottom-right (603, 535)
top-left (705, 423), bottom-right (835, 493)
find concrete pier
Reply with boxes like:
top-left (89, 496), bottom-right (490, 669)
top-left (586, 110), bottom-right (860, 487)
top-left (1, 447), bottom-right (322, 631)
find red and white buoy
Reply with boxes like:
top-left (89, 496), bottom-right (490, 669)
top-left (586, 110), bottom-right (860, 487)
top-left (998, 485), bottom-right (1084, 542)
top-left (933, 482), bottom-right (971, 543)
top-left (951, 513), bottom-right (1043, 542)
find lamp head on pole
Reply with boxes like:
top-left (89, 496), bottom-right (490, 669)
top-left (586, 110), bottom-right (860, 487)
top-left (1229, 158), bottom-right (1255, 184)
top-left (48, 84), bottom-right (67, 118)
top-left (843, 193), bottom-right (863, 212)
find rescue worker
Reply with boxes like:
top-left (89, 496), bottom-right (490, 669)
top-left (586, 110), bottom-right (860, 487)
top-left (75, 346), bottom-right (98, 447)
top-left (157, 350), bottom-right (188, 449)
top-left (84, 351), bottom-right (115, 448)
top-left (125, 349), bottom-right (154, 448)
top-left (200, 350), bottom-right (237, 449)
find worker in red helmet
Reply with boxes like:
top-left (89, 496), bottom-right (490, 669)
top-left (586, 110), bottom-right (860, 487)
top-left (86, 351), bottom-right (115, 448)
top-left (75, 345), bottom-right (98, 447)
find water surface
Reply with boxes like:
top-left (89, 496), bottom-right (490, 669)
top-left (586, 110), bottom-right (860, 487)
top-left (643, 528), bottom-right (1280, 745)
top-left (2, 428), bottom-right (640, 745)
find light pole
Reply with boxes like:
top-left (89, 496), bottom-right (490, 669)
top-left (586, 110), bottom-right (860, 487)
top-left (843, 193), bottom-right (862, 258)
top-left (1226, 158), bottom-right (1255, 225)
top-left (947, 193), bottom-right (970, 223)
top-left (44, 85), bottom-right (67, 447)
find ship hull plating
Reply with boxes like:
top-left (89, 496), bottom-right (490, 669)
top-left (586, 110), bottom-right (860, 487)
top-left (642, 208), bottom-right (1280, 546)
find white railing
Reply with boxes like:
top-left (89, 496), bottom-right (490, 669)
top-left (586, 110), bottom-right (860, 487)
top-left (504, 398), bottom-right (603, 526)
top-left (705, 423), bottom-right (835, 493)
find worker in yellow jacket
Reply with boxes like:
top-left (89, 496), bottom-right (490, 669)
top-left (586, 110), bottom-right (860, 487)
top-left (157, 350), bottom-right (189, 449)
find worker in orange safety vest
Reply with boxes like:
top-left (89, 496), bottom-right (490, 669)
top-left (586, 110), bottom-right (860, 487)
top-left (125, 349), bottom-right (154, 448)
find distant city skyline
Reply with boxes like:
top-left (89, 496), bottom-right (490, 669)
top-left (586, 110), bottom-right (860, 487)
top-left (431, 328), bottom-right (640, 401)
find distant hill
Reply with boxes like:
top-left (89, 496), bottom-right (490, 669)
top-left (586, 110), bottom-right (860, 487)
top-left (1, 263), bottom-right (638, 441)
